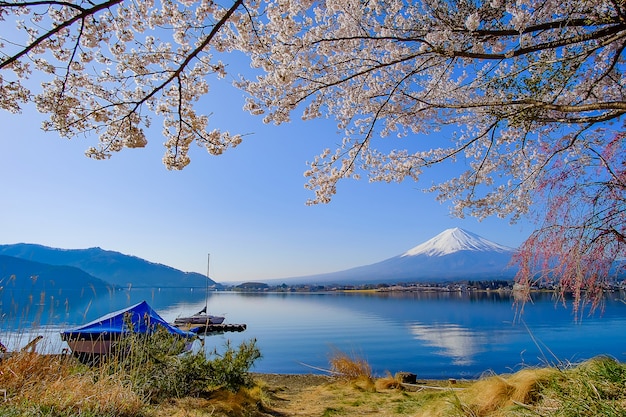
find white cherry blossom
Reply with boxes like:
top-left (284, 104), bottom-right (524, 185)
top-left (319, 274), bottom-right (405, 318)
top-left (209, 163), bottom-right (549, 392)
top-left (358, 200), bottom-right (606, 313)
top-left (1, 0), bottom-right (625, 307)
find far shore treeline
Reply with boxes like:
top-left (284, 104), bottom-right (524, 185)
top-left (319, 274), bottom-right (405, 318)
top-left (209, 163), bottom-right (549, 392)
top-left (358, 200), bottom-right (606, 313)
top-left (2, 242), bottom-right (625, 331)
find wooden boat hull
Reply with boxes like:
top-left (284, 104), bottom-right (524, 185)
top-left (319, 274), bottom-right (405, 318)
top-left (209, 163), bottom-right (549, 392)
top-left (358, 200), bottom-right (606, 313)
top-left (176, 322), bottom-right (247, 333)
top-left (173, 314), bottom-right (225, 326)
top-left (63, 337), bottom-right (113, 356)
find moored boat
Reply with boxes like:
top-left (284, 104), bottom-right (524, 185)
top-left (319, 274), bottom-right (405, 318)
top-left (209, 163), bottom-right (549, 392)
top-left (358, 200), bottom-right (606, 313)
top-left (174, 254), bottom-right (225, 328)
top-left (60, 300), bottom-right (195, 360)
top-left (173, 306), bottom-right (225, 326)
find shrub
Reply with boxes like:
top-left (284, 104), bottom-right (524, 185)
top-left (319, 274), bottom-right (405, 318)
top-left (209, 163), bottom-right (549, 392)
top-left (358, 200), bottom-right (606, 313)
top-left (201, 339), bottom-right (262, 392)
top-left (106, 329), bottom-right (261, 400)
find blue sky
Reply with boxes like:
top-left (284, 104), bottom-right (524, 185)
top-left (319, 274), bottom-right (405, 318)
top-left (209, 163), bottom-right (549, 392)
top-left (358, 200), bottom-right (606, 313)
top-left (0, 70), bottom-right (534, 283)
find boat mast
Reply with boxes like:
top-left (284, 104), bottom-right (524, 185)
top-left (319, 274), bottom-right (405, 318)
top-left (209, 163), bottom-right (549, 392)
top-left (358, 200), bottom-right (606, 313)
top-left (205, 253), bottom-right (210, 312)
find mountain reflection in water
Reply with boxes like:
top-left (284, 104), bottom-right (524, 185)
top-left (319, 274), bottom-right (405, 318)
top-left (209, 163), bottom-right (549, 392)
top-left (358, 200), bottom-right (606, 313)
top-left (409, 323), bottom-right (490, 365)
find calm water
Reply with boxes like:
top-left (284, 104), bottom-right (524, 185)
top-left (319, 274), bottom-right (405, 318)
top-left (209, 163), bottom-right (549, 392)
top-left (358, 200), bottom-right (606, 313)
top-left (3, 289), bottom-right (626, 379)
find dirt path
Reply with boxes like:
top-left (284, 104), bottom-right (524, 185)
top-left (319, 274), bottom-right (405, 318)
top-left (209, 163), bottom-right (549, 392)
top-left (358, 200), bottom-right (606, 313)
top-left (251, 373), bottom-right (437, 417)
top-left (253, 374), bottom-right (335, 416)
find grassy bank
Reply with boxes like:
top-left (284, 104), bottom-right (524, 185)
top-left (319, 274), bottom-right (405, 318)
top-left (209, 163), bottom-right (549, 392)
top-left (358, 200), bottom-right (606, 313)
top-left (0, 347), bottom-right (625, 416)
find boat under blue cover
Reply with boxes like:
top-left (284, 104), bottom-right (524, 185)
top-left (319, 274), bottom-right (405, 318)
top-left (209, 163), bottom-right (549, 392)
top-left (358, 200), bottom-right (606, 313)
top-left (60, 300), bottom-right (195, 357)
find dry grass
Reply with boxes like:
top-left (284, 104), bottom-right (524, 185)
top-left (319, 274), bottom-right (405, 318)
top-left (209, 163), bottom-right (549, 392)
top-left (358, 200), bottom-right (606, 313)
top-left (445, 367), bottom-right (561, 416)
top-left (375, 374), bottom-right (404, 390)
top-left (1, 350), bottom-right (625, 417)
top-left (149, 389), bottom-right (269, 417)
top-left (0, 352), bottom-right (144, 416)
top-left (0, 351), bottom-right (267, 417)
top-left (328, 349), bottom-right (372, 381)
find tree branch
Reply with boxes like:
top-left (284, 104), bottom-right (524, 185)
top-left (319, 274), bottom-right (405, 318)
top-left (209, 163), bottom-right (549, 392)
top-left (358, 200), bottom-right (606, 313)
top-left (0, 0), bottom-right (123, 70)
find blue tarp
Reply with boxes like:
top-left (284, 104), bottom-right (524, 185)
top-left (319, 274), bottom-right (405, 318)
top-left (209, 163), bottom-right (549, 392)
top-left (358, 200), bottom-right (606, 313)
top-left (61, 300), bottom-right (195, 340)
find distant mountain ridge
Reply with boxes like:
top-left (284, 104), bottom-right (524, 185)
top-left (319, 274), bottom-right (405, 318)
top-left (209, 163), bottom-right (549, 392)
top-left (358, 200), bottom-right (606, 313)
top-left (0, 243), bottom-right (217, 288)
top-left (0, 254), bottom-right (111, 290)
top-left (275, 228), bottom-right (518, 285)
top-left (0, 229), bottom-right (516, 289)
top-left (0, 254), bottom-right (113, 311)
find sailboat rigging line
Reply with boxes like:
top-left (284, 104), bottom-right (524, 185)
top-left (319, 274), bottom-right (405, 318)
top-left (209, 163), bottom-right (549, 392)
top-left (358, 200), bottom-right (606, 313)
top-left (205, 253), bottom-right (210, 313)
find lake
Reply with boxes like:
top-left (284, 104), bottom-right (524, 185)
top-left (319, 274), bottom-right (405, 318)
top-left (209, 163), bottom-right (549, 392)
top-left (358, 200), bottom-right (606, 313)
top-left (2, 289), bottom-right (626, 379)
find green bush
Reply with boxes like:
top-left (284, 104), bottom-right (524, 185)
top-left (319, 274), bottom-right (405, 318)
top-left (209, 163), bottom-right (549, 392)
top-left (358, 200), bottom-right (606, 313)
top-left (104, 327), bottom-right (261, 400)
top-left (201, 339), bottom-right (262, 391)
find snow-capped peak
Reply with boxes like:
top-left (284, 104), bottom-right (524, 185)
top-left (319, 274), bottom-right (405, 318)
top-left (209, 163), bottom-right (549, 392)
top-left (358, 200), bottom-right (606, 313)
top-left (402, 228), bottom-right (514, 257)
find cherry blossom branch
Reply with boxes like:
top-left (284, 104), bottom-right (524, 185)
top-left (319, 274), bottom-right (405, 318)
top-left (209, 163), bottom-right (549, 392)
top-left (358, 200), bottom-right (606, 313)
top-left (0, 0), bottom-right (123, 70)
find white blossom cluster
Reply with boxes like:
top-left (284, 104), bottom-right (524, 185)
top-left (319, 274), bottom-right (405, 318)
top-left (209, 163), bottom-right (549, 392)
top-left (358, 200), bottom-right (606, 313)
top-left (225, 0), bottom-right (626, 295)
top-left (1, 0), bottom-right (625, 287)
top-left (1, 0), bottom-right (243, 169)
top-left (229, 0), bottom-right (625, 228)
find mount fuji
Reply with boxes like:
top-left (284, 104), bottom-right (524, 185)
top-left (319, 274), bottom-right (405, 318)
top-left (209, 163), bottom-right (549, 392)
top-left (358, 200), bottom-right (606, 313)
top-left (279, 228), bottom-right (518, 285)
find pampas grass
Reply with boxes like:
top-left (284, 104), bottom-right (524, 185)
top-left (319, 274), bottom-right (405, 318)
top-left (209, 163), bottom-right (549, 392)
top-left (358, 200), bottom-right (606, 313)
top-left (0, 352), bottom-right (144, 416)
top-left (328, 349), bottom-right (372, 381)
